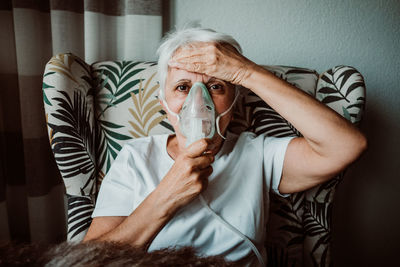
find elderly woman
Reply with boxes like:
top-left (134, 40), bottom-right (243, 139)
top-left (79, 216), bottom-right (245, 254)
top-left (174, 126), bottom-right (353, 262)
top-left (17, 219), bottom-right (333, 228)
top-left (84, 27), bottom-right (366, 266)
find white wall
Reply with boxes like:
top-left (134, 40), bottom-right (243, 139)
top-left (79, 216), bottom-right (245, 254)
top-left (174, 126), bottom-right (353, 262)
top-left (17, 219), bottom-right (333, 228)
top-left (170, 0), bottom-right (400, 265)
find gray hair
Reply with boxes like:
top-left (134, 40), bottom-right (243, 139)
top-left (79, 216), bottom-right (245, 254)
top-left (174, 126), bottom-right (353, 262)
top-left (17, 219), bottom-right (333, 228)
top-left (157, 26), bottom-right (242, 100)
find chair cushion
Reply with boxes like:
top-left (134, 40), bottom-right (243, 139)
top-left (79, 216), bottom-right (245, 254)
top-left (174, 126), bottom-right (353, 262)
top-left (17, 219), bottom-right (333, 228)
top-left (230, 65), bottom-right (318, 136)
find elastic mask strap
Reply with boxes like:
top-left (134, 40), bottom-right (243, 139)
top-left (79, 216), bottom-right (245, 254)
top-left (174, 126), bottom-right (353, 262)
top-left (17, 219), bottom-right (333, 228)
top-left (162, 98), bottom-right (180, 122)
top-left (216, 87), bottom-right (240, 139)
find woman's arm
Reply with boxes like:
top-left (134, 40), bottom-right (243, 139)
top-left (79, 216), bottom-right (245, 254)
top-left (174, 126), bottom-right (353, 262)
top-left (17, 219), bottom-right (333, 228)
top-left (169, 42), bottom-right (367, 193)
top-left (84, 139), bottom-right (214, 247)
top-left (83, 188), bottom-right (173, 247)
top-left (241, 65), bottom-right (367, 193)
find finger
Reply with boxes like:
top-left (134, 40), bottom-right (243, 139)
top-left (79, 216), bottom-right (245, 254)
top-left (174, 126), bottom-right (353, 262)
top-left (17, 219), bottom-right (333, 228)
top-left (199, 166), bottom-right (213, 190)
top-left (168, 58), bottom-right (210, 74)
top-left (200, 165), bottom-right (213, 177)
top-left (190, 154), bottom-right (214, 169)
top-left (185, 139), bottom-right (213, 158)
top-left (168, 61), bottom-right (205, 74)
top-left (174, 42), bottom-right (213, 55)
top-left (170, 47), bottom-right (213, 64)
top-left (195, 166), bottom-right (212, 192)
top-left (170, 52), bottom-right (210, 63)
top-left (200, 174), bottom-right (209, 192)
top-left (220, 42), bottom-right (241, 54)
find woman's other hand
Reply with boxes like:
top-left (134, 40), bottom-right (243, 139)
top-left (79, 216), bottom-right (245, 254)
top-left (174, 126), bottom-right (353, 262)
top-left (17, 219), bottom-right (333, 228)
top-left (84, 138), bottom-right (214, 246)
top-left (168, 42), bottom-right (257, 86)
top-left (155, 138), bottom-right (214, 216)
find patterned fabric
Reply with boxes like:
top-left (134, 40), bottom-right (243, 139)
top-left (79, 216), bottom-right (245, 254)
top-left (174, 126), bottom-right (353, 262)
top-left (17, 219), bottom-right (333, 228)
top-left (43, 53), bottom-right (365, 266)
top-left (43, 54), bottom-right (96, 240)
top-left (91, 61), bottom-right (173, 181)
top-left (66, 194), bottom-right (95, 241)
top-left (44, 54), bottom-right (96, 197)
top-left (316, 66), bottom-right (366, 125)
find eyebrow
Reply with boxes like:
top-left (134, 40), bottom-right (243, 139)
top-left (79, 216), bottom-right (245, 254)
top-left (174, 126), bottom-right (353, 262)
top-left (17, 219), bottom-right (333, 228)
top-left (207, 77), bottom-right (225, 84)
top-left (173, 79), bottom-right (191, 84)
top-left (173, 78), bottom-right (225, 84)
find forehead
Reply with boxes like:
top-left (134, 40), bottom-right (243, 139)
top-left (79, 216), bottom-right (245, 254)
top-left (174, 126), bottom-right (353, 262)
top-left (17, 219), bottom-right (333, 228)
top-left (167, 68), bottom-right (213, 84)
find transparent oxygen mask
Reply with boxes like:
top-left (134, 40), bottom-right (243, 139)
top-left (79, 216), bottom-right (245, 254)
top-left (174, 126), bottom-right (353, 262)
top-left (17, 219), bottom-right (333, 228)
top-left (179, 82), bottom-right (216, 146)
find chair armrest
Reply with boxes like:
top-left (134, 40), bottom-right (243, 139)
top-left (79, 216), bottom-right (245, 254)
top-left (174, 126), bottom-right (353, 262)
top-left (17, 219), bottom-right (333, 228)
top-left (316, 65), bottom-right (366, 125)
top-left (43, 53), bottom-right (97, 197)
top-left (66, 194), bottom-right (95, 241)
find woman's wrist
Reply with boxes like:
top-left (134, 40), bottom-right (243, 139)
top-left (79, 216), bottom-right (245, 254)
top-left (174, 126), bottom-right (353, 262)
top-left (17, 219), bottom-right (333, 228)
top-left (150, 186), bottom-right (179, 219)
top-left (239, 62), bottom-right (272, 90)
top-left (112, 189), bottom-right (175, 248)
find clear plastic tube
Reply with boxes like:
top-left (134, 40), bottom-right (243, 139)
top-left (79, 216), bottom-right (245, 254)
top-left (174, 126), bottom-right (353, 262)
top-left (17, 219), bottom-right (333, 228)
top-left (199, 194), bottom-right (265, 266)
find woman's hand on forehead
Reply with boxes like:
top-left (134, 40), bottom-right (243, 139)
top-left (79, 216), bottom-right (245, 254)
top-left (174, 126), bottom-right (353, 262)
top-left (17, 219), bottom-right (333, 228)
top-left (168, 42), bottom-right (256, 86)
top-left (170, 68), bottom-right (221, 84)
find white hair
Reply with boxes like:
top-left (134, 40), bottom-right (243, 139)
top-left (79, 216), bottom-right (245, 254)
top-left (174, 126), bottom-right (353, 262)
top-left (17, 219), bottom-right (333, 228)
top-left (156, 26), bottom-right (242, 100)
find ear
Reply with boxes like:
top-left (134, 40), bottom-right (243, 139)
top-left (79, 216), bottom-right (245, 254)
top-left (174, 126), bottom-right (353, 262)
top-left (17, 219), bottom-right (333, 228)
top-left (158, 87), bottom-right (165, 106)
top-left (159, 99), bottom-right (166, 112)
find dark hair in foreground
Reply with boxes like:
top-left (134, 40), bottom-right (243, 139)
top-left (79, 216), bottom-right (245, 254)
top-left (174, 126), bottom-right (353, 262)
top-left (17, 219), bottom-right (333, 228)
top-left (0, 241), bottom-right (234, 266)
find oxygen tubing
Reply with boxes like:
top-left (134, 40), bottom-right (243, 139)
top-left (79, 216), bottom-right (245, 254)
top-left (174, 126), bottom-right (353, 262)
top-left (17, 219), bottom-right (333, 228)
top-left (198, 194), bottom-right (266, 266)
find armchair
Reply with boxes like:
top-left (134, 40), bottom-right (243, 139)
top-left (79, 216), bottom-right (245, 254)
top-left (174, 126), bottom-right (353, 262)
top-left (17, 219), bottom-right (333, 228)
top-left (43, 53), bottom-right (365, 266)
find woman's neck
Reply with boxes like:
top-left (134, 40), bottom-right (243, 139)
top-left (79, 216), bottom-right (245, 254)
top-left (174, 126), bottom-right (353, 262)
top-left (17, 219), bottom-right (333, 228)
top-left (166, 135), bottom-right (180, 160)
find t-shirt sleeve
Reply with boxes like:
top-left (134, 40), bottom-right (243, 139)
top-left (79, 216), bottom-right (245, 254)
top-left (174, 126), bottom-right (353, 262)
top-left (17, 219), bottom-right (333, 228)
top-left (92, 144), bottom-right (136, 218)
top-left (262, 135), bottom-right (296, 197)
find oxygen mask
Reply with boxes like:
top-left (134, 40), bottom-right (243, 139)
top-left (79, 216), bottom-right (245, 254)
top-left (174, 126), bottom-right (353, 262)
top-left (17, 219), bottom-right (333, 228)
top-left (161, 82), bottom-right (240, 147)
top-left (179, 82), bottom-right (216, 146)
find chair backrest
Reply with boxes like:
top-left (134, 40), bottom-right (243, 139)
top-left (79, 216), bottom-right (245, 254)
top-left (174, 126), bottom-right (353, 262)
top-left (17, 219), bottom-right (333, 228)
top-left (43, 53), bottom-right (365, 266)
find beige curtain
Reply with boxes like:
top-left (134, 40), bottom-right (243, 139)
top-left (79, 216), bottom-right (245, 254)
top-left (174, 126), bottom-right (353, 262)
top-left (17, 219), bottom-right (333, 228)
top-left (0, 0), bottom-right (163, 243)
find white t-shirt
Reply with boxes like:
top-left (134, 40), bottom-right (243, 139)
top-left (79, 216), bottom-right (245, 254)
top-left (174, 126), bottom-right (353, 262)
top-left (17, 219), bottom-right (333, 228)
top-left (92, 131), bottom-right (294, 266)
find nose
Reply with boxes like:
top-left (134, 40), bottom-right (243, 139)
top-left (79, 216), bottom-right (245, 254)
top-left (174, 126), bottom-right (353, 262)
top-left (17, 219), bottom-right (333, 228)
top-left (194, 88), bottom-right (202, 103)
top-left (189, 83), bottom-right (210, 111)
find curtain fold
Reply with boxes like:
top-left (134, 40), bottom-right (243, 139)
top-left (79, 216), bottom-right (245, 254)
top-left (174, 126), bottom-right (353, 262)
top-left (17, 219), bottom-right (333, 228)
top-left (0, 0), bottom-right (163, 243)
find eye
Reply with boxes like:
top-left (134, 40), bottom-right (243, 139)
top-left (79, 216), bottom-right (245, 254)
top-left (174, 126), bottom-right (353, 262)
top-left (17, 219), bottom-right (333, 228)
top-left (208, 83), bottom-right (225, 95)
top-left (176, 84), bottom-right (189, 92)
top-left (209, 84), bottom-right (223, 91)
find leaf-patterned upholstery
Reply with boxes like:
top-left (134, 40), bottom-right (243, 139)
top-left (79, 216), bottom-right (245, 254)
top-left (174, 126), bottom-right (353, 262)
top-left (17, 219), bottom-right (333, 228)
top-left (43, 53), bottom-right (365, 266)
